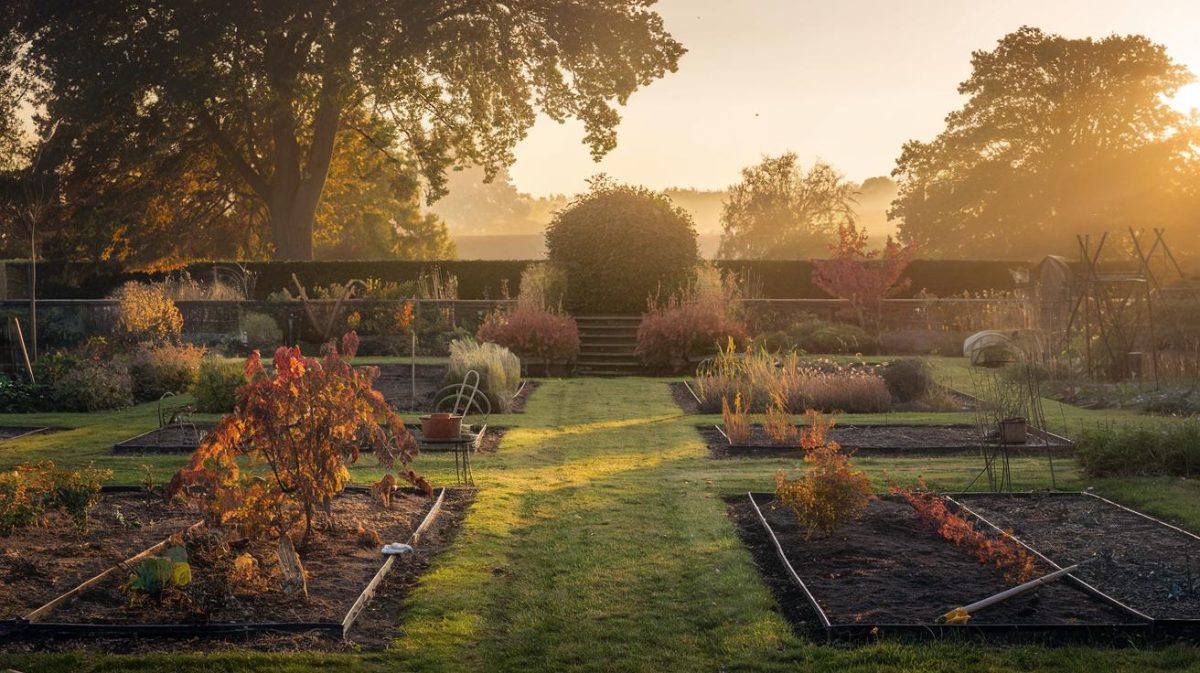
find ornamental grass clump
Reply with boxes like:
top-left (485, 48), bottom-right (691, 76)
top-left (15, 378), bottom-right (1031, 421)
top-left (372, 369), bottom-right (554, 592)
top-left (693, 348), bottom-right (892, 414)
top-left (775, 412), bottom-right (872, 539)
top-left (447, 338), bottom-right (522, 413)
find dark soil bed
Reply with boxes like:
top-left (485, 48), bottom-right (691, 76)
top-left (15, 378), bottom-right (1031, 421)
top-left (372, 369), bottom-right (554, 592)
top-left (112, 424), bottom-right (215, 455)
top-left (0, 493), bottom-right (197, 621)
top-left (702, 424), bottom-right (1072, 459)
top-left (952, 493), bottom-right (1200, 621)
top-left (0, 426), bottom-right (58, 442)
top-left (374, 364), bottom-right (537, 414)
top-left (670, 381), bottom-right (702, 414)
top-left (2, 489), bottom-right (475, 653)
top-left (729, 495), bottom-right (1134, 636)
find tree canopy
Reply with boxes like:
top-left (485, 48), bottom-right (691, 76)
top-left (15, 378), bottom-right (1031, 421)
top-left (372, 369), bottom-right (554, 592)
top-left (2, 0), bottom-right (684, 261)
top-left (891, 27), bottom-right (1200, 260)
top-left (717, 153), bottom-right (857, 260)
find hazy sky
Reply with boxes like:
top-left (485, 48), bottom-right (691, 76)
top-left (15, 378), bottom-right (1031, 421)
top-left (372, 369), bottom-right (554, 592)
top-left (508, 0), bottom-right (1200, 197)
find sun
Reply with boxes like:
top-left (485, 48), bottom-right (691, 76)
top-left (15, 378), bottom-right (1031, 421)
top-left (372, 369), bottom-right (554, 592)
top-left (1167, 82), bottom-right (1200, 117)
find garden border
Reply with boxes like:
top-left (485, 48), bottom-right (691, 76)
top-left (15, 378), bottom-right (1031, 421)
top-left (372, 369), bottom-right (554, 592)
top-left (946, 490), bottom-right (1200, 632)
top-left (111, 423), bottom-right (215, 455)
top-left (746, 491), bottom-right (1154, 642)
top-left (0, 485), bottom-right (450, 642)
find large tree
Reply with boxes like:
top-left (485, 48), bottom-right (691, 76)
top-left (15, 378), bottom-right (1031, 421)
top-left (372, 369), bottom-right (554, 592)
top-left (3, 1), bottom-right (684, 260)
top-left (717, 153), bottom-right (857, 260)
top-left (891, 27), bottom-right (1200, 259)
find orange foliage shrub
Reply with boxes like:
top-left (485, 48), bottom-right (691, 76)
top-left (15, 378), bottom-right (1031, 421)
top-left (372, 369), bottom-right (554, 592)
top-left (775, 412), bottom-right (872, 538)
top-left (891, 479), bottom-right (1036, 584)
top-left (168, 332), bottom-right (430, 545)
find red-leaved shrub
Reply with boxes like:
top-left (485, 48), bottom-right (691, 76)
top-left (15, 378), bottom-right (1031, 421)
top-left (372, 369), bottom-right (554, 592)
top-left (477, 306), bottom-right (581, 369)
top-left (637, 284), bottom-right (748, 375)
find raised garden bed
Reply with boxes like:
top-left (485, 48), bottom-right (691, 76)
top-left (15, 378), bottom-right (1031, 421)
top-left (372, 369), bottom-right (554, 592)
top-left (729, 493), bottom-right (1147, 641)
top-left (0, 486), bottom-right (473, 652)
top-left (950, 492), bottom-right (1200, 626)
top-left (0, 426), bottom-right (60, 442)
top-left (112, 424), bottom-right (215, 455)
top-left (0, 490), bottom-right (198, 622)
top-left (701, 424), bottom-right (1074, 459)
top-left (373, 363), bottom-right (537, 414)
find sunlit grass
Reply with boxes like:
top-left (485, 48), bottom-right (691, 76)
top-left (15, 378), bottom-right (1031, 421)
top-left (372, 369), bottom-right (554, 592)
top-left (4, 362), bottom-right (1200, 671)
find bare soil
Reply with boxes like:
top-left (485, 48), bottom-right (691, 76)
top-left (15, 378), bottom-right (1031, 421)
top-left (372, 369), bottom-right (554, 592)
top-left (702, 424), bottom-right (1072, 459)
top-left (1, 489), bottom-right (475, 653)
top-left (0, 492), bottom-right (197, 620)
top-left (954, 493), bottom-right (1200, 620)
top-left (728, 495), bottom-right (1133, 630)
top-left (112, 424), bottom-right (215, 455)
top-left (670, 381), bottom-right (975, 416)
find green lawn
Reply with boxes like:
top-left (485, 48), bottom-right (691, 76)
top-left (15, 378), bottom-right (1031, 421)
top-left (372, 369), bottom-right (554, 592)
top-left (4, 360), bottom-right (1200, 672)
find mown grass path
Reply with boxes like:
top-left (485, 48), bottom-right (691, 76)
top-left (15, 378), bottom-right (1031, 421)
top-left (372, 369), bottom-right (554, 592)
top-left (5, 376), bottom-right (1200, 671)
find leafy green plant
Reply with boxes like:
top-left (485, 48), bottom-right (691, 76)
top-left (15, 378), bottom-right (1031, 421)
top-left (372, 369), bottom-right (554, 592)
top-left (190, 357), bottom-right (247, 413)
top-left (1076, 420), bottom-right (1200, 477)
top-left (124, 545), bottom-right (191, 601)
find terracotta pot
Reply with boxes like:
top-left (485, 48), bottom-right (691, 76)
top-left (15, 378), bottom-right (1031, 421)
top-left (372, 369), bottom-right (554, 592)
top-left (998, 417), bottom-right (1027, 444)
top-left (421, 413), bottom-right (463, 439)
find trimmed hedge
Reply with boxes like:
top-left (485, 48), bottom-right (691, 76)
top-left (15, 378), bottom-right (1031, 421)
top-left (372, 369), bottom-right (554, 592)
top-left (3, 258), bottom-right (1032, 302)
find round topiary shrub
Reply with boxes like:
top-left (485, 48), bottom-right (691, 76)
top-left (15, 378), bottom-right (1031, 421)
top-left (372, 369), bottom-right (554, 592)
top-left (545, 178), bottom-right (699, 314)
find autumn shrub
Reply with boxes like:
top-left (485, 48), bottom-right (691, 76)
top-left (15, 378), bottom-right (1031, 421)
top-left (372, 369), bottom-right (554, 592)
top-left (190, 357), bottom-right (247, 413)
top-left (722, 392), bottom-right (752, 444)
top-left (764, 398), bottom-right (799, 445)
top-left (546, 178), bottom-right (699, 314)
top-left (111, 281), bottom-right (184, 344)
top-left (241, 312), bottom-right (283, 351)
top-left (638, 268), bottom-right (748, 374)
top-left (0, 462), bottom-right (110, 535)
top-left (50, 358), bottom-right (134, 411)
top-left (447, 338), bottom-right (522, 413)
top-left (168, 333), bottom-right (429, 546)
top-left (811, 222), bottom-right (917, 329)
top-left (774, 414), bottom-right (872, 539)
top-left (892, 479), bottom-right (1036, 584)
top-left (1076, 420), bottom-right (1200, 477)
top-left (128, 343), bottom-right (206, 401)
top-left (477, 306), bottom-right (581, 369)
top-left (46, 463), bottom-right (110, 532)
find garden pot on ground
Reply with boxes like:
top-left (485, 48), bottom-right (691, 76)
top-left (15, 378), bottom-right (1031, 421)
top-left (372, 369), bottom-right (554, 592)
top-left (998, 417), bottom-right (1027, 444)
top-left (421, 413), bottom-right (463, 439)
